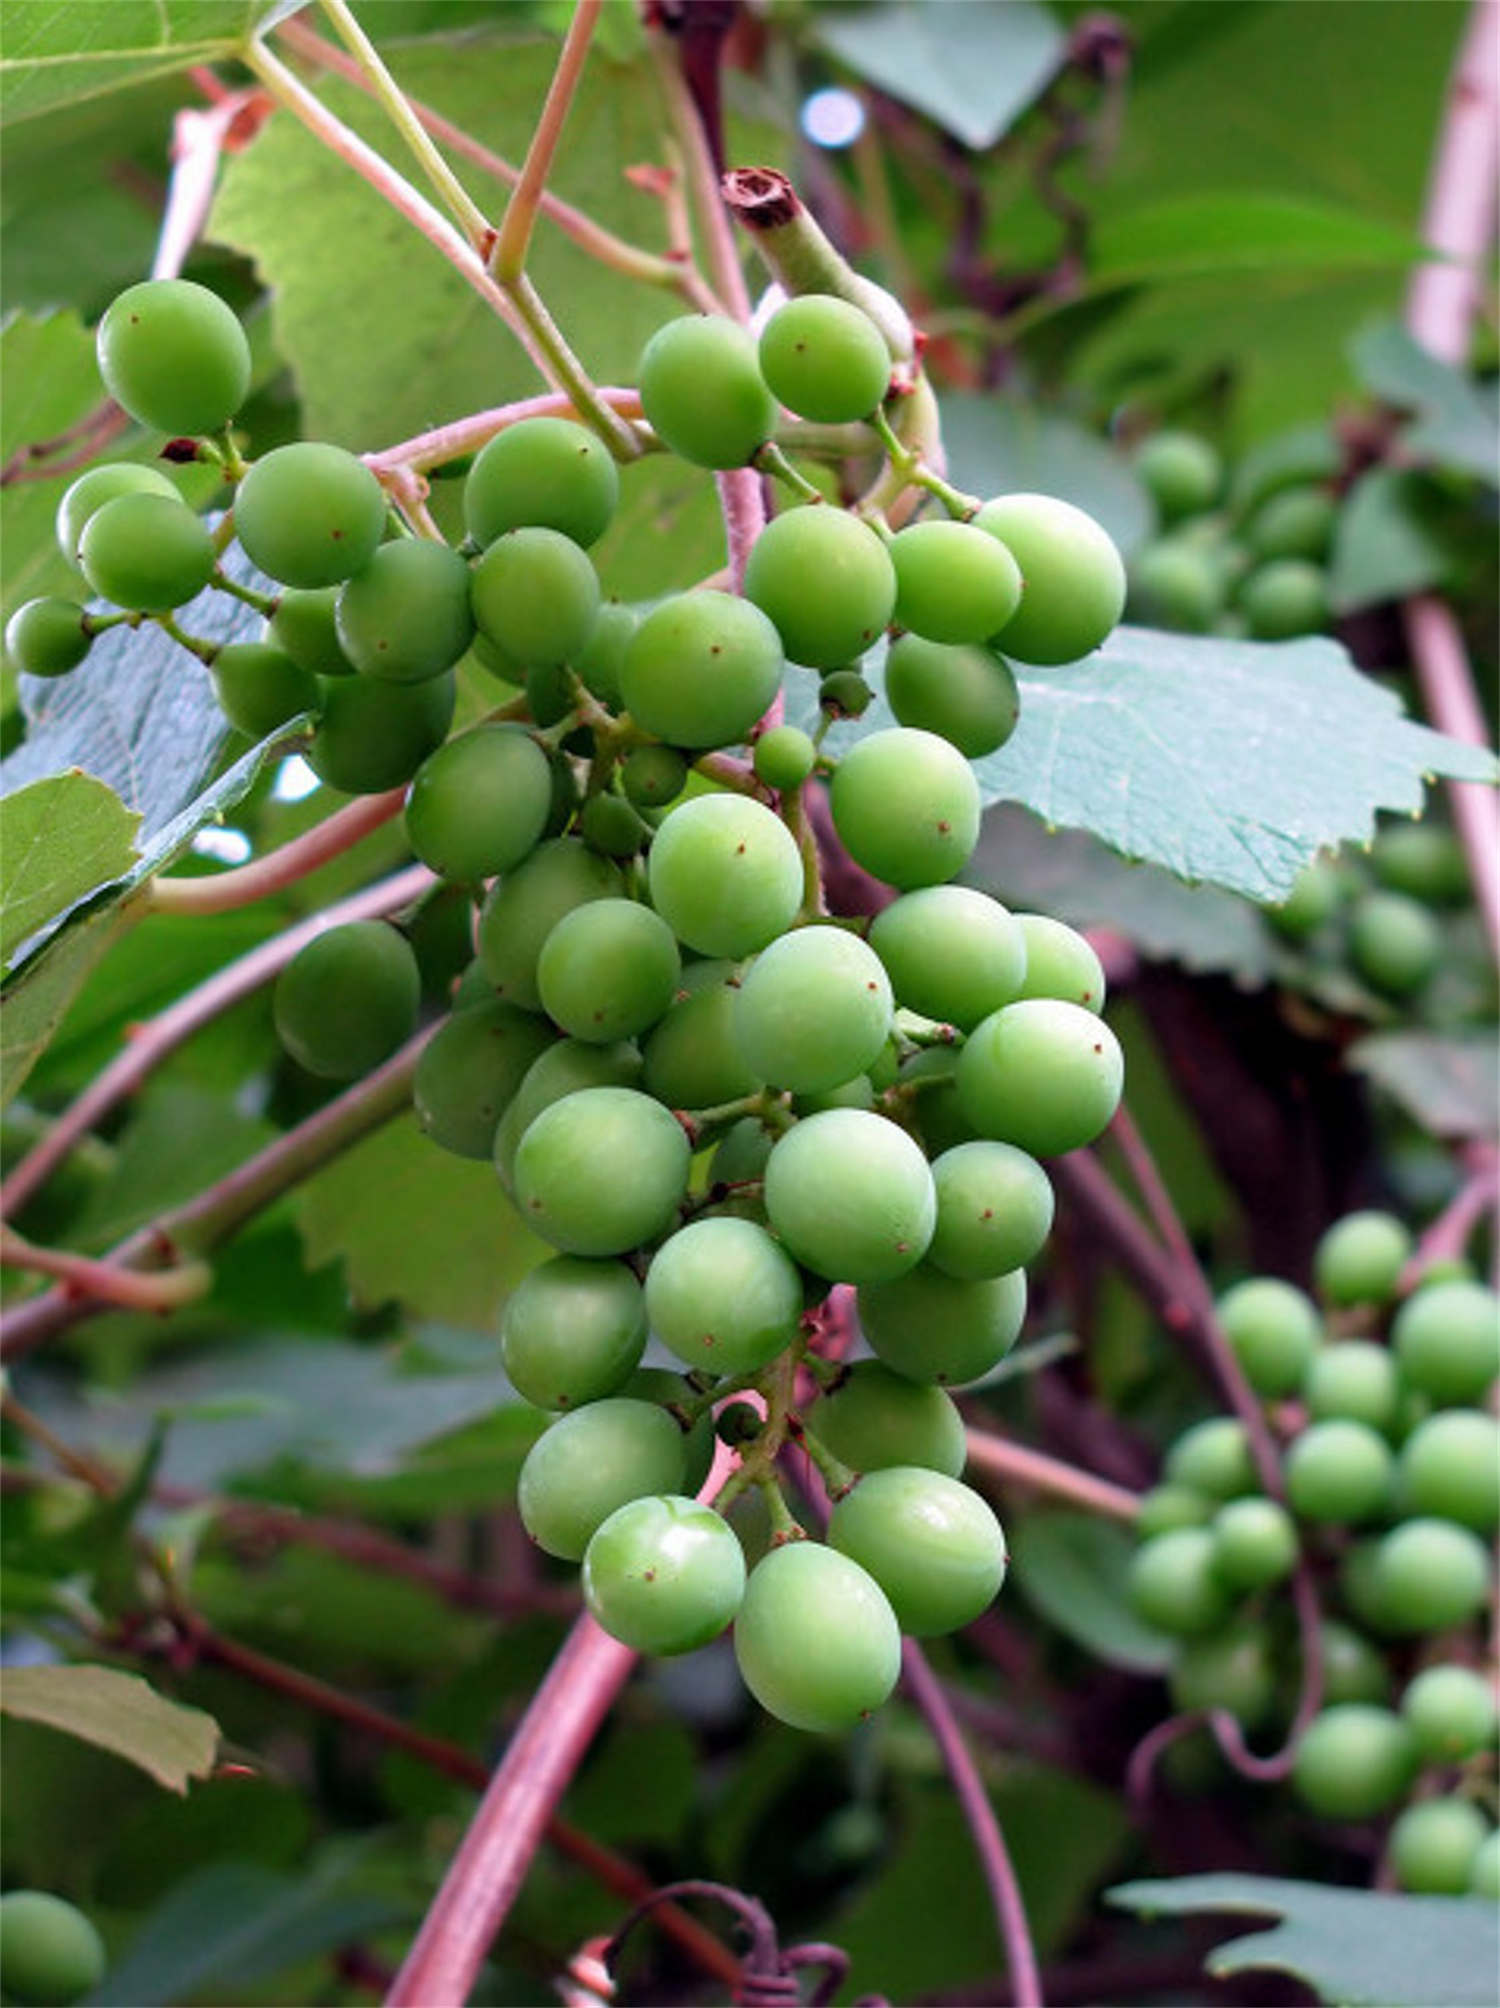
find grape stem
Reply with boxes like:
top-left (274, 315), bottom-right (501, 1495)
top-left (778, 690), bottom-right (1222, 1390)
top-left (364, 388), bottom-right (645, 476)
top-left (962, 1427), bottom-right (1142, 1524)
top-left (753, 442), bottom-right (826, 505)
top-left (208, 569), bottom-right (277, 615)
top-left (0, 1224), bottom-right (212, 1315)
top-left (1401, 1145), bottom-right (1499, 1288)
top-left (151, 612), bottom-right (219, 664)
top-left (867, 404), bottom-right (978, 520)
top-left (784, 1416), bottom-right (857, 1501)
top-left (147, 786), bottom-right (410, 915)
top-left (490, 0), bottom-right (600, 278)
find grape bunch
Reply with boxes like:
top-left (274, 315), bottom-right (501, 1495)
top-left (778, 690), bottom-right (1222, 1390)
top-left (11, 275), bottom-right (1137, 1733)
top-left (1127, 1207), bottom-right (1498, 1892)
top-left (0, 1891), bottom-right (107, 2007)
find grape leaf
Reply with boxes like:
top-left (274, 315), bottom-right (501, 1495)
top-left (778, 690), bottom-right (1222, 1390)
top-left (1090, 195), bottom-right (1426, 285)
top-left (1327, 467), bottom-right (1453, 613)
top-left (0, 311), bottom-right (106, 635)
top-left (1107, 1874), bottom-right (1500, 2008)
top-left (940, 395), bottom-right (1155, 558)
top-left (0, 2), bottom-right (289, 125)
top-left (0, 772), bottom-right (140, 971)
top-left (0, 1665), bottom-right (218, 1794)
top-left (1009, 1511), bottom-right (1172, 1673)
top-left (1350, 320), bottom-right (1500, 484)
top-left (1348, 1029), bottom-right (1499, 1139)
top-left (0, 900), bottom-right (134, 1109)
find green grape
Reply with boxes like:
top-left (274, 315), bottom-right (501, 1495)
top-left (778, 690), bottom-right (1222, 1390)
top-left (266, 585), bottom-right (356, 675)
top-left (1133, 431), bottom-right (1222, 521)
top-left (477, 838), bottom-right (623, 1010)
top-left (4, 598), bottom-right (92, 677)
top-left (334, 538), bottom-right (474, 682)
top-left (625, 1367), bottom-right (716, 1493)
top-left (1396, 1410), bottom-right (1499, 1533)
top-left (500, 1255), bottom-right (647, 1410)
top-left (1371, 822), bottom-right (1470, 906)
top-left (733, 1541), bottom-right (901, 1731)
top-left (830, 1467), bottom-right (1006, 1635)
top-left (273, 920), bottom-right (419, 1080)
top-left (523, 659), bottom-right (577, 729)
top-left (890, 519), bottom-right (1021, 646)
top-left (463, 416), bottom-right (619, 549)
top-left (1246, 486), bottom-right (1336, 563)
top-left (1136, 1485), bottom-right (1215, 1539)
top-left (1127, 1528), bottom-right (1233, 1635)
top-left (1284, 1420), bottom-right (1392, 1524)
top-left (537, 899), bottom-right (681, 1044)
top-left (96, 277), bottom-right (250, 436)
top-left (1127, 540), bottom-right (1223, 632)
top-left (77, 492), bottom-right (213, 611)
top-left (644, 1216), bottom-right (803, 1374)
top-left (884, 634), bottom-right (1020, 758)
top-left (710, 1116), bottom-right (775, 1191)
top-left (1347, 890), bottom-right (1442, 999)
top-left (1169, 1620), bottom-right (1277, 1728)
top-left (1373, 1517), bottom-right (1491, 1633)
top-left (0, 1891), bottom-right (107, 2008)
top-left (1314, 1210), bottom-right (1413, 1308)
top-left (926, 1141), bottom-right (1053, 1280)
top-left (517, 1397), bottom-right (687, 1559)
top-left (513, 1085), bottom-right (690, 1255)
top-left (1392, 1279), bottom-right (1500, 1405)
top-left (643, 965), bottom-right (761, 1112)
top-left (407, 883), bottom-right (477, 1005)
top-left (647, 793), bottom-right (802, 958)
top-left (638, 315), bottom-right (777, 469)
top-left (55, 461), bottom-right (178, 563)
top-left (973, 493), bottom-right (1127, 665)
top-left (1164, 1418), bottom-right (1258, 1501)
top-left (868, 886), bottom-right (1026, 1030)
top-left (1013, 915), bottom-right (1107, 1012)
top-left (1303, 1341), bottom-right (1400, 1435)
top-left (744, 507), bottom-right (896, 669)
top-left (1340, 1537), bottom-right (1401, 1636)
top-left (210, 640), bottom-right (320, 740)
top-left (1401, 1664), bottom-right (1498, 1765)
top-left (469, 525), bottom-right (600, 668)
top-left (1317, 1621), bottom-right (1390, 1706)
top-left (1238, 558), bottom-right (1327, 639)
top-left (1291, 1704), bottom-right (1417, 1819)
top-left (764, 1108), bottom-right (935, 1284)
top-left (797, 1074), bottom-right (875, 1116)
top-left (576, 600), bottom-right (639, 707)
top-left (233, 442), bottom-right (387, 589)
top-left (1390, 1798), bottom-right (1488, 1895)
top-left (900, 1045), bottom-right (975, 1157)
top-left (449, 960), bottom-right (495, 1011)
top-left (1265, 857), bottom-right (1344, 939)
top-left (1209, 1496), bottom-right (1298, 1590)
top-left (754, 724), bottom-right (816, 792)
top-left (819, 667), bottom-right (873, 717)
top-left (414, 1000), bottom-right (554, 1159)
top-left (621, 744), bottom-right (687, 811)
top-left (732, 927), bottom-right (893, 1094)
top-left (830, 727), bottom-right (981, 890)
top-left (620, 591), bottom-right (783, 749)
top-left (583, 1493), bottom-right (745, 1652)
top-left (1215, 1276), bottom-right (1322, 1399)
top-left (1472, 1831), bottom-right (1500, 1901)
top-left (858, 1262), bottom-right (1026, 1387)
top-left (956, 999), bottom-right (1123, 1157)
top-left (405, 726), bottom-right (553, 885)
top-left (307, 670), bottom-right (455, 794)
top-left (813, 1361), bottom-right (966, 1478)
top-left (579, 791), bottom-right (648, 859)
top-left (758, 295), bottom-right (891, 422)
top-left (493, 1038), bottom-right (642, 1190)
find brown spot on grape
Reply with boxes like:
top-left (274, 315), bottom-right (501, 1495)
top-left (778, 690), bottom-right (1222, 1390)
top-left (736, 842), bottom-right (746, 854)
top-left (331, 529), bottom-right (343, 540)
top-left (644, 1568), bottom-right (657, 1581)
top-left (981, 1207), bottom-right (993, 1219)
top-left (895, 1241), bottom-right (909, 1253)
top-left (937, 820), bottom-right (951, 834)
top-left (1093, 1043), bottom-right (1102, 1053)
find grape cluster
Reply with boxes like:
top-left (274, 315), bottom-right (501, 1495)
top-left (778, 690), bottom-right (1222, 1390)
top-left (0, 1891), bottom-right (107, 2007)
top-left (14, 277), bottom-right (1138, 1733)
top-left (1128, 1208), bottom-right (1498, 1891)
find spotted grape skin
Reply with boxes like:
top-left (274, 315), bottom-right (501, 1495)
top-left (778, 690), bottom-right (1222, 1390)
top-left (829, 1467), bottom-right (1006, 1635)
top-left (830, 728), bottom-right (981, 890)
top-left (757, 295), bottom-right (891, 423)
top-left (233, 443), bottom-right (387, 590)
top-left (733, 1541), bottom-right (901, 1732)
top-left (96, 278), bottom-right (250, 436)
top-left (639, 316), bottom-right (777, 469)
top-left (583, 1494), bottom-right (745, 1653)
top-left (464, 416), bottom-right (619, 549)
top-left (517, 1398), bottom-right (687, 1560)
top-left (273, 921), bottom-right (419, 1081)
top-left (743, 507), bottom-right (895, 669)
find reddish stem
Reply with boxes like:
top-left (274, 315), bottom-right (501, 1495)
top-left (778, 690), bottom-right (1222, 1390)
top-left (1403, 1146), bottom-right (1500, 1284)
top-left (1402, 597), bottom-right (1500, 965)
top-left (148, 787), bottom-right (408, 915)
top-left (963, 1427), bottom-right (1141, 1524)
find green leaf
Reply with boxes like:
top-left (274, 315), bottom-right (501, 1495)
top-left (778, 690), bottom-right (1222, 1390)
top-left (940, 395), bottom-right (1155, 557)
top-left (0, 3), bottom-right (285, 125)
top-left (0, 1665), bottom-right (218, 1794)
top-left (1327, 467), bottom-right (1453, 612)
top-left (1107, 1874), bottom-right (1500, 2008)
top-left (0, 773), bottom-right (140, 971)
top-left (1348, 1030), bottom-right (1499, 1140)
top-left (0, 900), bottom-right (133, 1108)
top-left (814, 1), bottom-right (1064, 152)
top-left (1091, 194), bottom-right (1426, 285)
top-left (0, 312), bottom-right (107, 635)
top-left (1009, 1510), bottom-right (1172, 1672)
top-left (1350, 320), bottom-right (1500, 483)
top-left (1228, 424), bottom-right (1343, 513)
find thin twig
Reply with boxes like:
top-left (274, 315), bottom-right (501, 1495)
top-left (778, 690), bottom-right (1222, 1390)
top-left (364, 388), bottom-right (644, 475)
top-left (0, 1225), bottom-right (212, 1315)
top-left (147, 788), bottom-right (408, 915)
top-left (1107, 1103), bottom-right (1199, 1278)
top-left (963, 1427), bottom-right (1141, 1524)
top-left (491, 0), bottom-right (603, 281)
top-left (1402, 1146), bottom-right (1500, 1285)
top-left (647, 28), bottom-right (749, 321)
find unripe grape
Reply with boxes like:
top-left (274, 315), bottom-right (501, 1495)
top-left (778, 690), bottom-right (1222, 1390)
top-left (1238, 558), bottom-right (1327, 640)
top-left (5, 598), bottom-right (92, 677)
top-left (754, 725), bottom-right (816, 792)
top-left (1169, 1620), bottom-right (1277, 1727)
top-left (819, 667), bottom-right (874, 717)
top-left (1134, 431), bottom-right (1222, 522)
top-left (1473, 1831), bottom-right (1500, 1901)
top-left (1265, 857), bottom-right (1344, 939)
top-left (1401, 1664), bottom-right (1498, 1765)
top-left (1392, 1280), bottom-right (1500, 1405)
top-left (744, 506), bottom-right (896, 669)
top-left (1396, 1410), bottom-right (1499, 1533)
top-left (926, 1141), bottom-right (1053, 1280)
top-left (733, 927), bottom-right (893, 1094)
top-left (266, 585), bottom-right (356, 676)
top-left (0, 1891), bottom-right (107, 2007)
top-left (830, 727), bottom-right (981, 890)
top-left (645, 1216), bottom-right (804, 1374)
top-left (974, 493), bottom-right (1127, 665)
top-left (764, 1108), bottom-right (935, 1284)
top-left (622, 743), bottom-right (688, 810)
top-left (1314, 1210), bottom-right (1412, 1307)
top-left (867, 886), bottom-right (1026, 1029)
top-left (956, 999), bottom-right (1123, 1157)
top-left (55, 460), bottom-right (178, 563)
top-left (518, 1397), bottom-right (687, 1558)
top-left (813, 1361), bottom-right (967, 1478)
top-left (415, 1000), bottom-right (554, 1160)
top-left (405, 726), bottom-right (553, 885)
top-left (1246, 486), bottom-right (1336, 564)
top-left (1348, 890), bottom-right (1441, 998)
top-left (307, 670), bottom-right (455, 794)
top-left (1371, 822), bottom-right (1470, 906)
top-left (584, 1494), bottom-right (745, 1653)
top-left (758, 294), bottom-right (891, 422)
top-left (575, 599), bottom-right (638, 707)
top-left (494, 1038), bottom-right (642, 1190)
top-left (647, 793), bottom-right (802, 958)
top-left (463, 416), bottom-right (619, 549)
top-left (884, 634), bottom-right (1020, 757)
top-left (1390, 1798), bottom-right (1488, 1895)
top-left (513, 1085), bottom-right (690, 1255)
top-left (78, 492), bottom-right (213, 611)
top-left (501, 1256), bottom-right (647, 1410)
top-left (469, 525), bottom-right (600, 669)
top-left (890, 519), bottom-right (1021, 646)
top-left (1127, 1528), bottom-right (1233, 1635)
top-left (1137, 1485), bottom-right (1214, 1539)
top-left (1372, 1517), bottom-right (1490, 1633)
top-left (1164, 1418), bottom-right (1258, 1501)
top-left (234, 442), bottom-right (386, 589)
top-left (1215, 1276), bottom-right (1322, 1399)
top-left (643, 964), bottom-right (761, 1112)
top-left (639, 315), bottom-right (776, 469)
top-left (579, 791), bottom-right (648, 859)
top-left (625, 1368), bottom-right (717, 1492)
top-left (1303, 1341), bottom-right (1400, 1436)
top-left (537, 900), bottom-right (681, 1044)
top-left (1128, 540), bottom-right (1223, 632)
top-left (273, 920), bottom-right (419, 1080)
top-left (1210, 1496), bottom-right (1298, 1590)
top-left (477, 838), bottom-right (623, 1011)
top-left (1284, 1420), bottom-right (1392, 1525)
top-left (620, 590), bottom-right (782, 749)
top-left (96, 277), bottom-right (250, 435)
top-left (830, 1467), bottom-right (1006, 1635)
top-left (211, 640), bottom-right (321, 740)
top-left (335, 537), bottom-right (474, 682)
top-left (1013, 915), bottom-right (1107, 1012)
top-left (858, 1262), bottom-right (1026, 1387)
top-left (1291, 1704), bottom-right (1416, 1819)
top-left (733, 1541), bottom-right (901, 1731)
top-left (1318, 1621), bottom-right (1390, 1705)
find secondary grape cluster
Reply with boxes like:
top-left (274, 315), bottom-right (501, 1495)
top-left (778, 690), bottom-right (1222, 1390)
top-left (10, 274), bottom-right (1137, 1734)
top-left (1127, 1206), bottom-right (1498, 1895)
